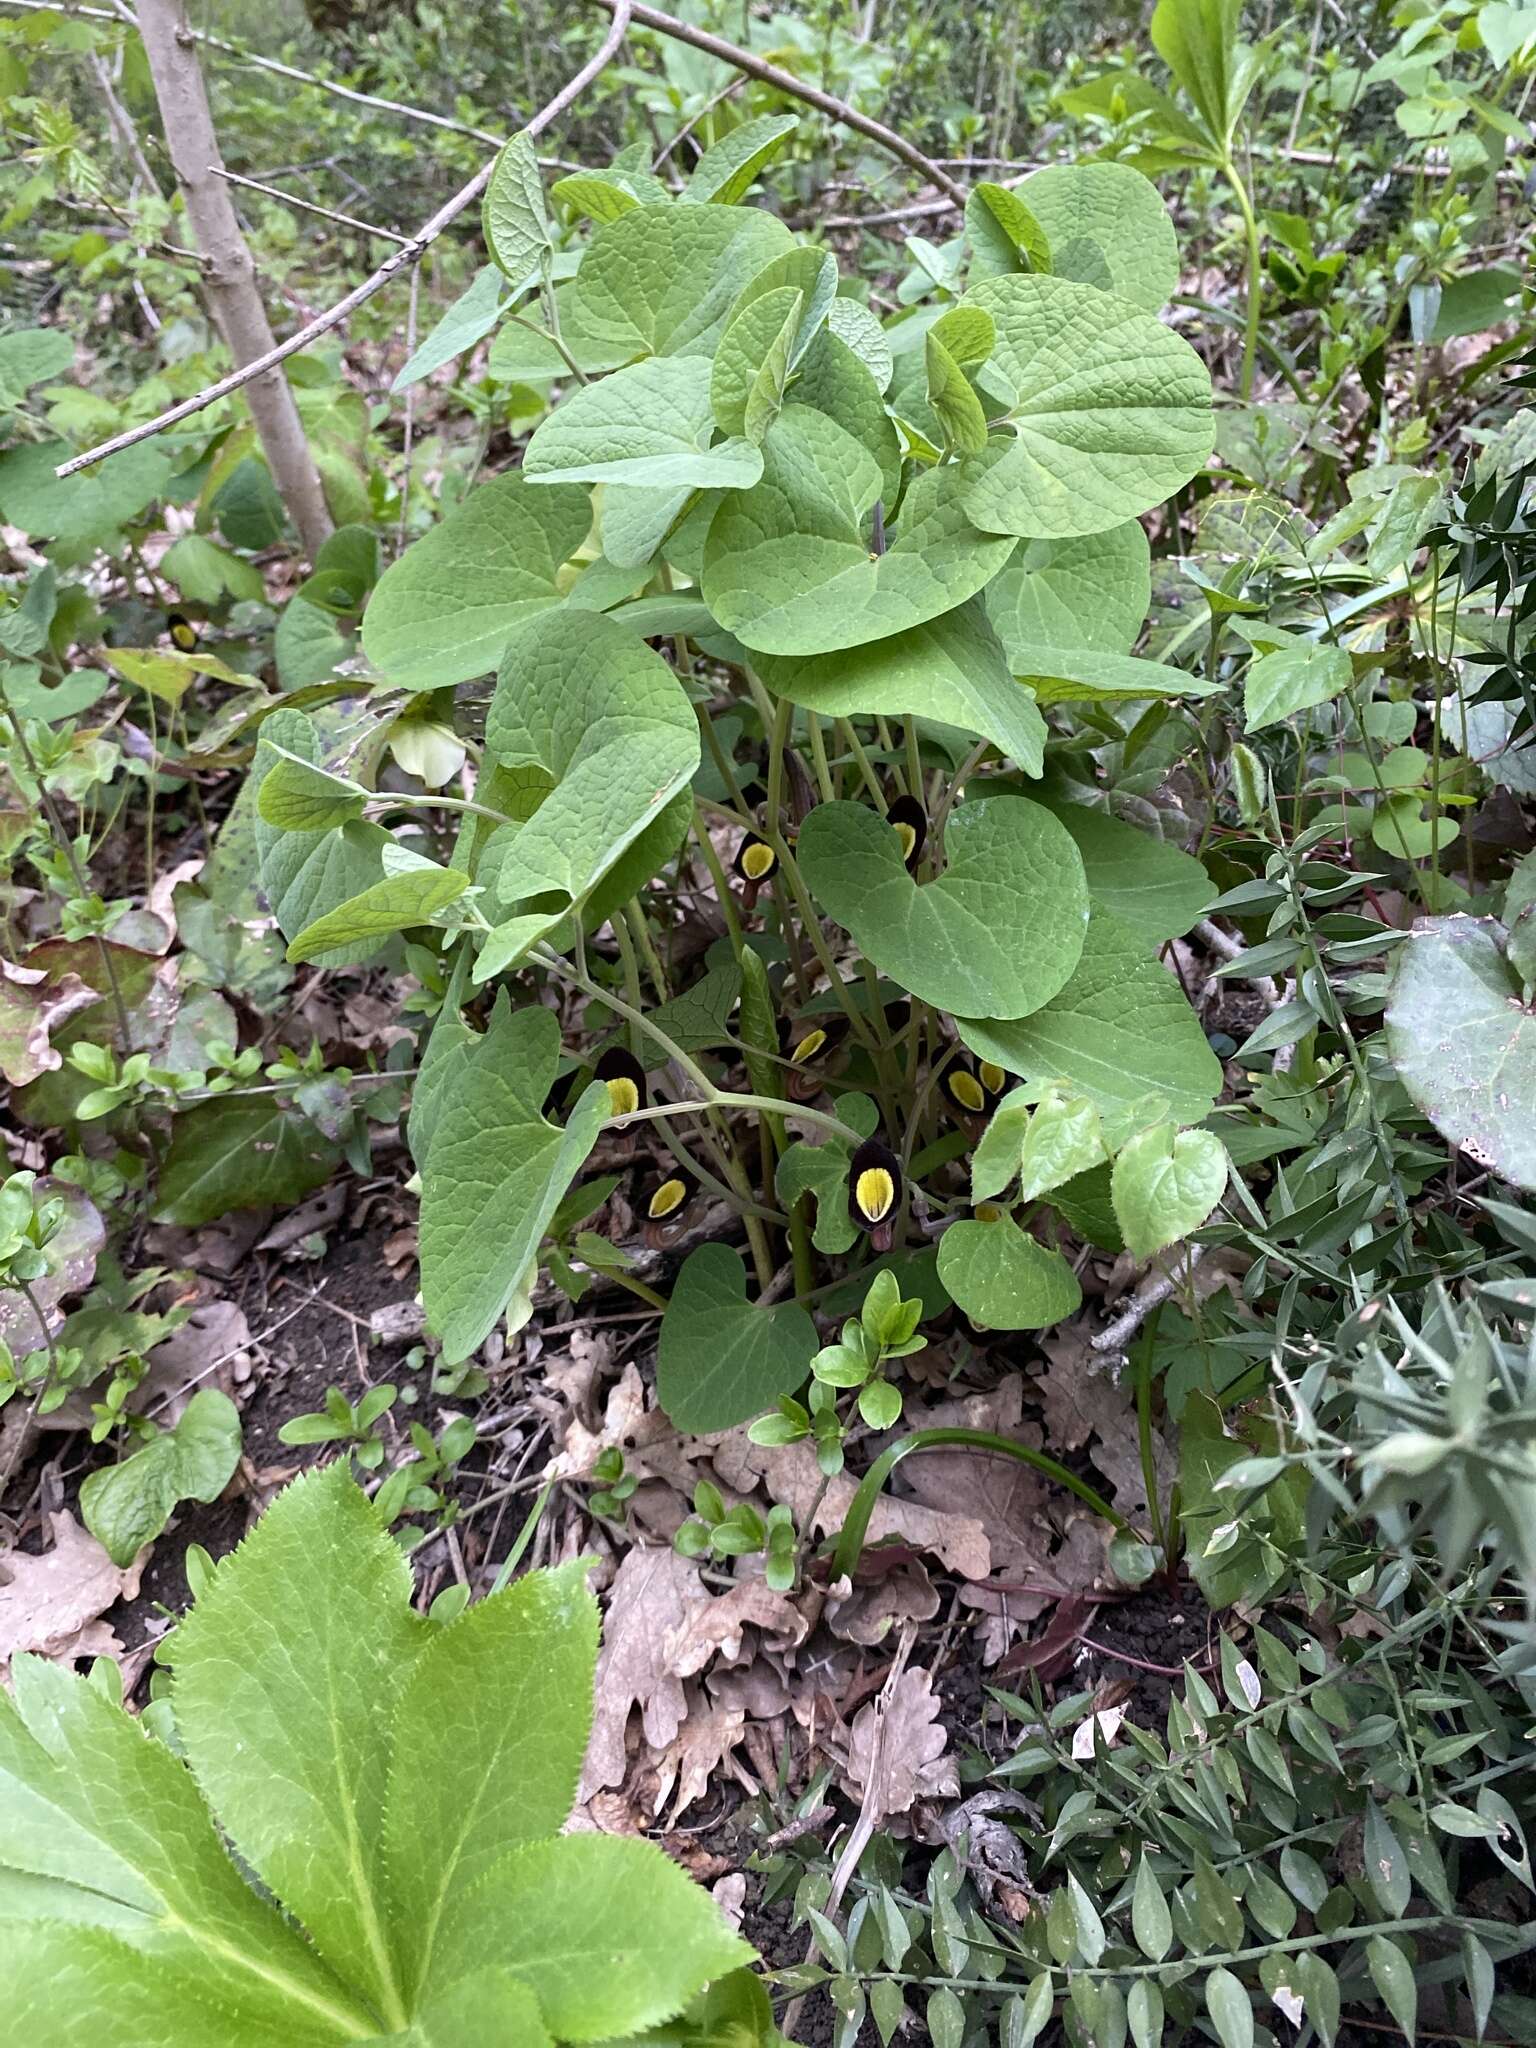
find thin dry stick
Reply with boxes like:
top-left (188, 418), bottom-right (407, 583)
top-left (212, 166), bottom-right (410, 245)
top-left (55, 1), bottom-right (633, 481)
top-left (1090, 1246), bottom-right (1207, 1357)
top-left (590, 0), bottom-right (966, 203)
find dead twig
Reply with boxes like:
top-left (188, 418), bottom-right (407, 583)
top-left (1090, 1247), bottom-right (1207, 1358)
top-left (54, 0), bottom-right (633, 481)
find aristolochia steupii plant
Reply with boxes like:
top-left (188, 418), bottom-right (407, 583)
top-left (251, 120), bottom-right (1231, 1427)
top-left (0, 1464), bottom-right (771, 2046)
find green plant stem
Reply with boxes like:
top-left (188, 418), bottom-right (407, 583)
top-left (601, 1267), bottom-right (668, 1313)
top-left (1222, 155), bottom-right (1263, 402)
top-left (1132, 1305), bottom-right (1167, 1559)
top-left (836, 717), bottom-right (888, 807)
top-left (625, 898), bottom-right (670, 1002)
top-left (806, 710), bottom-right (835, 804)
top-left (831, 1429), bottom-right (1138, 1580)
top-left (690, 805), bottom-right (744, 946)
top-left (371, 791), bottom-right (512, 826)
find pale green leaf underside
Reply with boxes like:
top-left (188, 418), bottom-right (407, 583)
top-left (484, 609), bottom-right (699, 913)
top-left (254, 712), bottom-right (394, 969)
top-left (959, 909), bottom-right (1223, 1136)
top-left (798, 795), bottom-right (1089, 1020)
top-left (1012, 642), bottom-right (1220, 705)
top-left (287, 864), bottom-right (469, 964)
top-left (418, 1001), bottom-right (608, 1361)
top-left (1386, 916), bottom-right (1536, 1191)
top-left (936, 1213), bottom-right (1083, 1329)
top-left (683, 113), bottom-right (798, 205)
top-left (1243, 640), bottom-right (1353, 731)
top-left (657, 1242), bottom-right (818, 1431)
top-left (756, 600), bottom-right (1047, 773)
top-left (169, 1465), bottom-right (428, 2024)
top-left (984, 522), bottom-right (1151, 662)
top-left (481, 131), bottom-right (550, 284)
top-left (1018, 160), bottom-right (1180, 311)
top-left (383, 1561), bottom-right (598, 2006)
top-left (701, 405), bottom-right (1013, 655)
top-left (524, 354), bottom-right (763, 490)
top-left (361, 473), bottom-right (591, 691)
top-left (957, 274), bottom-right (1213, 539)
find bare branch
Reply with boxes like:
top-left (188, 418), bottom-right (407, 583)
top-left (591, 0), bottom-right (967, 204)
top-left (212, 167), bottom-right (410, 245)
top-left (54, 2), bottom-right (633, 483)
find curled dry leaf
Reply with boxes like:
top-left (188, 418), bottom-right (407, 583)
top-left (0, 957), bottom-right (98, 1086)
top-left (1039, 1327), bottom-right (1174, 1520)
top-left (663, 1578), bottom-right (807, 1677)
top-left (549, 1359), bottom-right (649, 1480)
top-left (843, 1666), bottom-right (958, 1822)
top-left (825, 1558), bottom-right (940, 1645)
top-left (0, 1511), bottom-right (146, 1677)
top-left (579, 1545), bottom-right (708, 1796)
top-left (654, 1698), bottom-right (748, 1823)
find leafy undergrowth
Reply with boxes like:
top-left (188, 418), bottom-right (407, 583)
top-left (3, 0), bottom-right (1536, 2044)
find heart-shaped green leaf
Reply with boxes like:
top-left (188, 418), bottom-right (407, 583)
top-left (417, 1000), bottom-right (608, 1363)
top-left (1054, 803), bottom-right (1215, 943)
top-left (79, 1389), bottom-right (243, 1567)
top-left (1243, 640), bottom-right (1352, 731)
top-left (481, 132), bottom-right (551, 284)
top-left (362, 473), bottom-right (591, 691)
top-left (485, 610), bottom-right (699, 915)
top-left (656, 1243), bottom-right (817, 1430)
top-left (956, 275), bottom-right (1213, 539)
top-left (755, 601), bottom-right (1047, 773)
top-left (256, 743), bottom-right (370, 832)
top-left (568, 201), bottom-right (793, 360)
top-left (959, 909), bottom-right (1223, 1139)
top-left (1111, 1121), bottom-right (1229, 1259)
top-left (1386, 916), bottom-right (1536, 1191)
top-left (1016, 161), bottom-right (1179, 310)
top-left (936, 1212), bottom-right (1082, 1329)
top-left (789, 325), bottom-right (902, 504)
top-left (798, 795), bottom-right (1089, 1019)
top-left (984, 522), bottom-right (1151, 662)
top-left (254, 711), bottom-right (395, 968)
top-left (524, 355), bottom-right (763, 490)
top-left (725, 246), bottom-right (838, 367)
top-left (701, 406), bottom-right (1014, 655)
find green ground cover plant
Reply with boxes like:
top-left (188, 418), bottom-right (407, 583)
top-left (1, 0), bottom-right (1535, 2042)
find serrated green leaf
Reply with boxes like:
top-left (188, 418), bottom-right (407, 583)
top-left (484, 609), bottom-right (699, 915)
top-left (701, 406), bottom-right (1013, 655)
top-left (417, 999), bottom-right (607, 1362)
top-left (936, 1211), bottom-right (1082, 1329)
top-left (387, 1969), bottom-right (554, 2047)
top-left (683, 114), bottom-right (798, 203)
top-left (362, 472), bottom-right (591, 691)
top-left (0, 326), bottom-right (74, 407)
top-left (657, 1242), bottom-right (818, 1430)
top-left (985, 522), bottom-right (1151, 661)
top-left (79, 1389), bottom-right (242, 1567)
top-left (1386, 917), bottom-right (1536, 1191)
top-left (1112, 1122), bottom-right (1228, 1258)
top-left (287, 862), bottom-right (469, 963)
top-left (525, 354), bottom-right (763, 490)
top-left (569, 201), bottom-right (793, 361)
top-left (756, 601), bottom-right (1047, 772)
top-left (384, 1561), bottom-right (597, 2005)
top-left (959, 910), bottom-right (1223, 1136)
top-left (1018, 161), bottom-right (1180, 310)
top-left (169, 1465), bottom-right (429, 2023)
top-left (798, 795), bottom-right (1089, 1018)
top-left (955, 275), bottom-right (1212, 539)
top-left (481, 131), bottom-right (550, 283)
